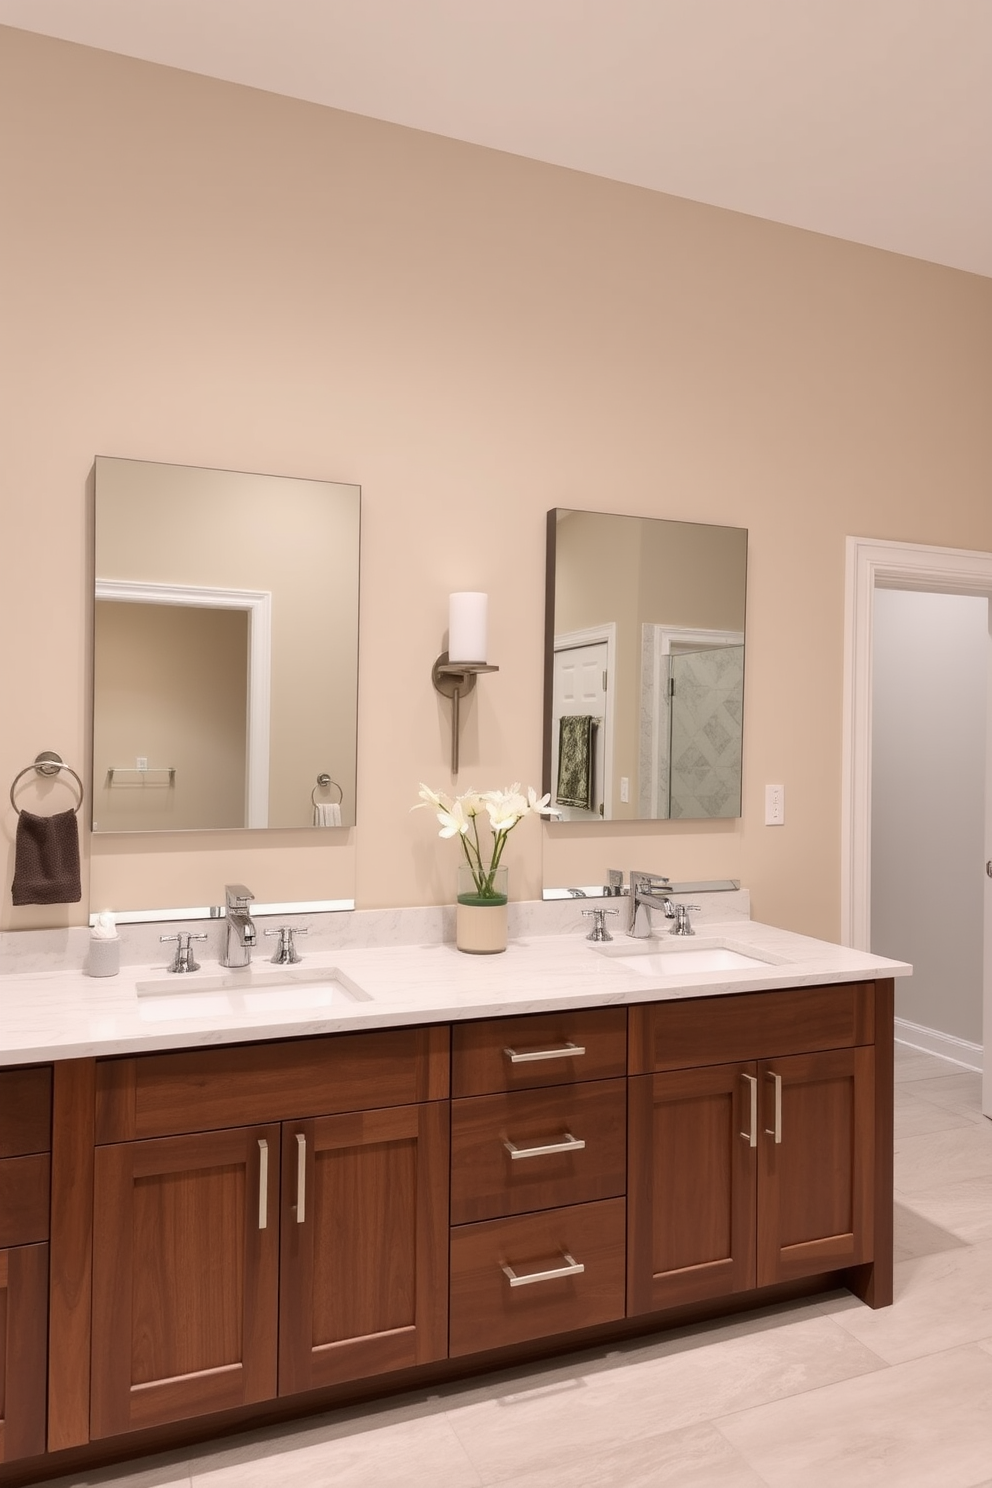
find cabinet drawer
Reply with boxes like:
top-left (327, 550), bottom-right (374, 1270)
top-left (0, 1067), bottom-right (52, 1157)
top-left (95, 1025), bottom-right (449, 1141)
top-left (629, 984), bottom-right (874, 1074)
top-left (449, 1198), bottom-right (626, 1356)
top-left (452, 1007), bottom-right (627, 1097)
top-left (0, 1154), bottom-right (50, 1246)
top-left (451, 1079), bottom-right (626, 1224)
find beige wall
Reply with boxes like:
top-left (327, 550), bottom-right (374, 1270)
top-left (1, 27), bottom-right (991, 935)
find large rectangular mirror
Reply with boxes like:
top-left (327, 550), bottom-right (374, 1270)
top-left (92, 457), bottom-right (360, 833)
top-left (544, 509), bottom-right (747, 821)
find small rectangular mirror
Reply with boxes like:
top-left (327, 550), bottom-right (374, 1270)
top-left (92, 457), bottom-right (360, 833)
top-left (544, 508), bottom-right (747, 821)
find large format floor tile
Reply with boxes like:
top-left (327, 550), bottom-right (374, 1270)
top-left (892, 1196), bottom-right (970, 1261)
top-left (443, 1314), bottom-right (883, 1483)
top-left (188, 1400), bottom-right (480, 1488)
top-left (821, 1239), bottom-right (992, 1363)
top-left (894, 1171), bottom-right (992, 1245)
top-left (894, 1122), bottom-right (992, 1194)
top-left (893, 1087), bottom-right (973, 1139)
top-left (716, 1343), bottom-right (992, 1488)
top-left (483, 1420), bottom-right (769, 1488)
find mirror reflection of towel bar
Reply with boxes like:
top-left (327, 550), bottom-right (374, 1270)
top-left (107, 766), bottom-right (176, 786)
top-left (311, 773), bottom-right (343, 806)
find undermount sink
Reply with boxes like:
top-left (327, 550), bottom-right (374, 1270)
top-left (593, 940), bottom-right (779, 977)
top-left (136, 964), bottom-right (372, 1021)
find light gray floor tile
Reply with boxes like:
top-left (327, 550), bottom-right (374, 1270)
top-left (489, 1420), bottom-right (770, 1487)
top-left (893, 1196), bottom-right (970, 1261)
top-left (893, 1048), bottom-right (967, 1082)
top-left (444, 1314), bottom-right (884, 1483)
top-left (820, 1240), bottom-right (992, 1364)
top-left (894, 1123), bottom-right (992, 1194)
top-left (188, 1401), bottom-right (480, 1488)
top-left (717, 1343), bottom-right (992, 1488)
top-left (894, 1089), bottom-right (972, 1139)
top-left (894, 1172), bottom-right (992, 1244)
top-left (899, 1071), bottom-right (984, 1119)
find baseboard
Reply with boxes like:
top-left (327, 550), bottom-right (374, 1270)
top-left (895, 1017), bottom-right (982, 1072)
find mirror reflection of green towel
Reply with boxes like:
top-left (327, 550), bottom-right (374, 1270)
top-left (557, 715), bottom-right (596, 809)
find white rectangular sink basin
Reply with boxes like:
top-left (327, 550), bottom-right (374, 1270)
top-left (136, 965), bottom-right (372, 1022)
top-left (594, 941), bottom-right (778, 977)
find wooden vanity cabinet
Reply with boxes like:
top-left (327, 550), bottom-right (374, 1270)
top-left (449, 1008), bottom-right (628, 1353)
top-left (627, 985), bottom-right (879, 1316)
top-left (0, 1066), bottom-right (52, 1465)
top-left (89, 1027), bottom-right (450, 1437)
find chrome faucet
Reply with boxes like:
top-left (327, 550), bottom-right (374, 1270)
top-left (669, 902), bottom-right (702, 937)
top-left (627, 871), bottom-right (676, 938)
top-left (222, 883), bottom-right (256, 968)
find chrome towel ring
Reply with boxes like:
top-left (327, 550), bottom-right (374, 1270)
top-left (311, 773), bottom-right (343, 807)
top-left (9, 752), bottom-right (84, 816)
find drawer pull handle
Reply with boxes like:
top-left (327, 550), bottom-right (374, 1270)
top-left (503, 1041), bottom-right (586, 1064)
top-left (257, 1138), bottom-right (269, 1230)
top-left (501, 1251), bottom-right (585, 1287)
top-left (740, 1074), bottom-right (758, 1148)
top-left (766, 1071), bottom-right (783, 1144)
top-left (295, 1132), bottom-right (307, 1224)
top-left (503, 1132), bottom-right (587, 1161)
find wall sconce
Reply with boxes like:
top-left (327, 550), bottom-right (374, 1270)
top-left (431, 592), bottom-right (499, 775)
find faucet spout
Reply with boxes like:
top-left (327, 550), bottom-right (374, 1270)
top-left (222, 883), bottom-right (256, 968)
top-left (627, 871), bottom-right (675, 938)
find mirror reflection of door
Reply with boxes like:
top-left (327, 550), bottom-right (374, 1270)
top-left (551, 631), bottom-right (613, 820)
top-left (93, 600), bottom-right (250, 831)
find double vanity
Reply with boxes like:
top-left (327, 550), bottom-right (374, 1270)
top-left (0, 904), bottom-right (909, 1485)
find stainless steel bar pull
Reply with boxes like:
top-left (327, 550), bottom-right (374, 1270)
top-left (501, 1252), bottom-right (585, 1287)
top-left (295, 1133), bottom-right (307, 1224)
top-left (503, 1132), bottom-right (586, 1161)
top-left (740, 1073), bottom-right (758, 1148)
top-left (257, 1138), bottom-right (269, 1229)
top-left (503, 1041), bottom-right (586, 1064)
top-left (765, 1071), bottom-right (783, 1144)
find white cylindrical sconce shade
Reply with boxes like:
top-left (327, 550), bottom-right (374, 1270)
top-left (448, 592), bottom-right (488, 664)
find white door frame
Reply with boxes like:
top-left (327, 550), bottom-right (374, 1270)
top-left (95, 578), bottom-right (272, 828)
top-left (843, 536), bottom-right (992, 1109)
top-left (553, 623), bottom-right (617, 820)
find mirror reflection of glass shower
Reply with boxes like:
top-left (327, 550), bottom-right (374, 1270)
top-left (641, 629), bottom-right (744, 819)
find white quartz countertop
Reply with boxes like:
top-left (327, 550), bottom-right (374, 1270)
top-left (0, 919), bottom-right (910, 1066)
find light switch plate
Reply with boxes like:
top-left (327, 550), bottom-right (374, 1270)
top-left (765, 784), bottom-right (785, 825)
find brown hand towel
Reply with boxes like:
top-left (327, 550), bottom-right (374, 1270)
top-left (11, 808), bottom-right (82, 906)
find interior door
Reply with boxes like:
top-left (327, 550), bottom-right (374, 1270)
top-left (551, 639), bottom-right (608, 820)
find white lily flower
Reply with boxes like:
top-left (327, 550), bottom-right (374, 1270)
top-left (455, 790), bottom-right (484, 818)
top-left (413, 783), bottom-right (448, 812)
top-left (527, 787), bottom-right (554, 816)
top-left (437, 801), bottom-right (471, 838)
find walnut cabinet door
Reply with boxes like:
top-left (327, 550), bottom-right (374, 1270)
top-left (628, 1047), bottom-right (875, 1316)
top-left (756, 1047), bottom-right (875, 1285)
top-left (0, 1243), bottom-right (49, 1462)
top-left (278, 1102), bottom-right (449, 1395)
top-left (91, 1125), bottom-right (281, 1438)
top-left (627, 1063), bottom-right (758, 1314)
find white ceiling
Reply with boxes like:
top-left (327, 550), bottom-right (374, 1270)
top-left (2, 0), bottom-right (989, 277)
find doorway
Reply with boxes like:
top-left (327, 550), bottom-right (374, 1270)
top-left (843, 536), bottom-right (992, 1118)
top-left (551, 625), bottom-right (615, 821)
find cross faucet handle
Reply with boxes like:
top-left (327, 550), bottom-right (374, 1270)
top-left (160, 930), bottom-right (207, 973)
top-left (264, 926), bottom-right (309, 964)
top-left (582, 907), bottom-right (619, 942)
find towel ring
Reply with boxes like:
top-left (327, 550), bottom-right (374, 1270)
top-left (311, 773), bottom-right (343, 807)
top-left (10, 752), bottom-right (84, 816)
